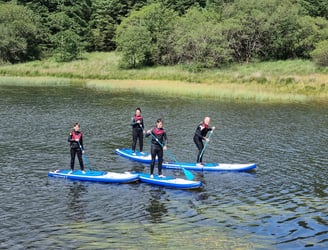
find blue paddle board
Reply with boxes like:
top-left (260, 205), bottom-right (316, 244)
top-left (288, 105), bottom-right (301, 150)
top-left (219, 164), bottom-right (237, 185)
top-left (116, 148), bottom-right (256, 172)
top-left (136, 172), bottom-right (202, 189)
top-left (115, 148), bottom-right (156, 163)
top-left (163, 162), bottom-right (256, 172)
top-left (48, 169), bottom-right (139, 183)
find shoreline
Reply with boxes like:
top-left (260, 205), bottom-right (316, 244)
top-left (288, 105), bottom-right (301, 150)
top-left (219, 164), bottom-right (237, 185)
top-left (1, 75), bottom-right (327, 103)
top-left (0, 52), bottom-right (327, 103)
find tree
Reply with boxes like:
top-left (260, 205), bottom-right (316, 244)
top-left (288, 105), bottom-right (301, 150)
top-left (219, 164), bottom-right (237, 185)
top-left (52, 30), bottom-right (82, 62)
top-left (0, 2), bottom-right (41, 64)
top-left (88, 0), bottom-right (148, 51)
top-left (115, 3), bottom-right (177, 67)
top-left (311, 40), bottom-right (328, 67)
top-left (172, 7), bottom-right (232, 67)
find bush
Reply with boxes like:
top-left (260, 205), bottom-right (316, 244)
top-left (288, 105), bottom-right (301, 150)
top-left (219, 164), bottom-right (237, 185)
top-left (310, 40), bottom-right (328, 67)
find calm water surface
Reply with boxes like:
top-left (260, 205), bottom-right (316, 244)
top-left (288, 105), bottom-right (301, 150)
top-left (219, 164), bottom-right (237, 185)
top-left (0, 85), bottom-right (327, 249)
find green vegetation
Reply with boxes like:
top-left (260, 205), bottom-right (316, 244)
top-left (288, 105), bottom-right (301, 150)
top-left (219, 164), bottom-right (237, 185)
top-left (0, 52), bottom-right (327, 102)
top-left (0, 0), bottom-right (328, 67)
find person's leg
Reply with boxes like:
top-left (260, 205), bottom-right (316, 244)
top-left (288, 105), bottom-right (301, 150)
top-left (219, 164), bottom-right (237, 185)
top-left (157, 148), bottom-right (164, 175)
top-left (138, 130), bottom-right (144, 152)
top-left (150, 145), bottom-right (156, 175)
top-left (70, 148), bottom-right (76, 170)
top-left (77, 150), bottom-right (84, 171)
top-left (132, 129), bottom-right (138, 152)
top-left (194, 138), bottom-right (204, 163)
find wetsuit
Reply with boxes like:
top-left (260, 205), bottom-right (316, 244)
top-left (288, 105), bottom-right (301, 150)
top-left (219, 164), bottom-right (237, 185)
top-left (68, 130), bottom-right (84, 171)
top-left (193, 122), bottom-right (213, 163)
top-left (131, 115), bottom-right (144, 152)
top-left (146, 127), bottom-right (168, 175)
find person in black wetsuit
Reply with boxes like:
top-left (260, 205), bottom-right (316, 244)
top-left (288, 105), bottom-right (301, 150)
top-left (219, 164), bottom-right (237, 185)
top-left (193, 117), bottom-right (215, 164)
top-left (68, 122), bottom-right (85, 174)
top-left (146, 118), bottom-right (168, 178)
top-left (130, 107), bottom-right (144, 155)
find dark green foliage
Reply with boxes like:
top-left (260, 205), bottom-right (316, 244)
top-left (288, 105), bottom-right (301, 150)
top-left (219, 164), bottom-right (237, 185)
top-left (310, 40), bottom-right (328, 67)
top-left (116, 3), bottom-right (177, 68)
top-left (2, 0), bottom-right (328, 67)
top-left (52, 30), bottom-right (82, 62)
top-left (0, 2), bottom-right (41, 63)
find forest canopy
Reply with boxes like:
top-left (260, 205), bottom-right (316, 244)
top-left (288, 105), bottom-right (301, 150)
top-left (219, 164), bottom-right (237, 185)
top-left (0, 0), bottom-right (327, 67)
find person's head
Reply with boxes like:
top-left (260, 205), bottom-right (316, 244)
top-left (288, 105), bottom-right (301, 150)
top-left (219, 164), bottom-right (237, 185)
top-left (204, 117), bottom-right (211, 125)
top-left (156, 118), bottom-right (163, 128)
top-left (73, 122), bottom-right (80, 131)
top-left (135, 107), bottom-right (142, 116)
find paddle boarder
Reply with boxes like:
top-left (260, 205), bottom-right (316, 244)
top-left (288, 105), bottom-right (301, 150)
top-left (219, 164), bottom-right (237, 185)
top-left (146, 118), bottom-right (168, 178)
top-left (130, 107), bottom-right (145, 155)
top-left (193, 117), bottom-right (215, 165)
top-left (68, 122), bottom-right (85, 174)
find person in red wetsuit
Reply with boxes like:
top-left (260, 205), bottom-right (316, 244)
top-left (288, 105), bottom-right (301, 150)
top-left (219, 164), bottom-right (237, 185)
top-left (193, 117), bottom-right (215, 164)
top-left (130, 107), bottom-right (144, 155)
top-left (68, 122), bottom-right (85, 174)
top-left (146, 118), bottom-right (168, 178)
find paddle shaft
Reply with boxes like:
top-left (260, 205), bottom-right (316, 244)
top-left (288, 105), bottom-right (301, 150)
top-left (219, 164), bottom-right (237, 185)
top-left (199, 129), bottom-right (214, 161)
top-left (149, 132), bottom-right (194, 180)
top-left (77, 141), bottom-right (92, 170)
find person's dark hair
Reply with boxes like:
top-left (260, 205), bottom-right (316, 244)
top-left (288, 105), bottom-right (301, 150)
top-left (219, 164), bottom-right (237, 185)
top-left (74, 122), bottom-right (80, 127)
top-left (156, 118), bottom-right (163, 123)
top-left (135, 107), bottom-right (142, 113)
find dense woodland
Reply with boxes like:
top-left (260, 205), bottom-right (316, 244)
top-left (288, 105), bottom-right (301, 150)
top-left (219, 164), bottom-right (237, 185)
top-left (1, 0), bottom-right (328, 68)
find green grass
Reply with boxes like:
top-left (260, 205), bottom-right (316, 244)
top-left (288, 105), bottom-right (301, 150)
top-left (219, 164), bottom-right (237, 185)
top-left (0, 52), bottom-right (327, 102)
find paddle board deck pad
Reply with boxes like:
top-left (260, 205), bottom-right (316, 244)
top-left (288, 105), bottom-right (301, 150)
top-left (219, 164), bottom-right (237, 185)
top-left (162, 162), bottom-right (256, 171)
top-left (115, 148), bottom-right (156, 163)
top-left (48, 170), bottom-right (139, 183)
top-left (136, 172), bottom-right (202, 189)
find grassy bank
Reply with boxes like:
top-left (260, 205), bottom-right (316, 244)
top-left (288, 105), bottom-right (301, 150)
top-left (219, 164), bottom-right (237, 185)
top-left (0, 52), bottom-right (327, 102)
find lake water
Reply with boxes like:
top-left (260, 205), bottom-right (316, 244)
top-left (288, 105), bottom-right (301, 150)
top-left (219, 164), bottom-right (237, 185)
top-left (0, 85), bottom-right (327, 249)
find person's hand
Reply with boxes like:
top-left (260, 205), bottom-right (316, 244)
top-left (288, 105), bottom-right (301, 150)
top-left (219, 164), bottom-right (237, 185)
top-left (212, 126), bottom-right (215, 130)
top-left (137, 120), bottom-right (140, 123)
top-left (82, 150), bottom-right (85, 154)
top-left (205, 137), bottom-right (210, 142)
top-left (163, 145), bottom-right (167, 151)
top-left (146, 130), bottom-right (151, 134)
top-left (75, 139), bottom-right (79, 141)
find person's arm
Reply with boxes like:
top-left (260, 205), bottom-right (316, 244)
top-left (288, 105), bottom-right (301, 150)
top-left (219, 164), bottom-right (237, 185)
top-left (145, 129), bottom-right (151, 137)
top-left (194, 125), bottom-right (205, 139)
top-left (163, 131), bottom-right (168, 150)
top-left (68, 132), bottom-right (73, 142)
top-left (130, 117), bottom-right (136, 126)
top-left (79, 135), bottom-right (84, 150)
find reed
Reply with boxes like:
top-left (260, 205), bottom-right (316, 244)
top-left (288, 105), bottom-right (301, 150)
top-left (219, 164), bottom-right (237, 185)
top-left (0, 52), bottom-right (327, 102)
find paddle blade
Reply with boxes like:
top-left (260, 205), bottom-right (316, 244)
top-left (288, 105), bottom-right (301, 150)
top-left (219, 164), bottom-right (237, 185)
top-left (183, 168), bottom-right (194, 180)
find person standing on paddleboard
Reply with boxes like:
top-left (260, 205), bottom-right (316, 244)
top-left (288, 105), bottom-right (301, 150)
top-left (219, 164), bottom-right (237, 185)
top-left (146, 118), bottom-right (168, 178)
top-left (130, 107), bottom-right (144, 155)
top-left (193, 117), bottom-right (215, 165)
top-left (68, 122), bottom-right (85, 174)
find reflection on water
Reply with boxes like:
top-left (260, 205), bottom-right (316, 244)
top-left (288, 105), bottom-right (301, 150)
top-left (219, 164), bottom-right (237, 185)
top-left (0, 85), bottom-right (327, 249)
top-left (68, 182), bottom-right (87, 222)
top-left (146, 189), bottom-right (168, 223)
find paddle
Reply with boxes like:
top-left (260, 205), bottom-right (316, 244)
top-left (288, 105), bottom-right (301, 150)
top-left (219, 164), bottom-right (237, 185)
top-left (149, 132), bottom-right (194, 180)
top-left (199, 128), bottom-right (215, 162)
top-left (77, 141), bottom-right (92, 171)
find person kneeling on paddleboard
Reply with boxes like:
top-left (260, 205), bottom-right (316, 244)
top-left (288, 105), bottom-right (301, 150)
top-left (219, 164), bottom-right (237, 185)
top-left (193, 116), bottom-right (215, 165)
top-left (146, 118), bottom-right (168, 178)
top-left (68, 122), bottom-right (85, 174)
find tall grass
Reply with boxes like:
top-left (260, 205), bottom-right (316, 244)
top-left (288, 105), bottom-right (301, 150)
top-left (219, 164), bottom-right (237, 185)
top-left (0, 52), bottom-right (327, 102)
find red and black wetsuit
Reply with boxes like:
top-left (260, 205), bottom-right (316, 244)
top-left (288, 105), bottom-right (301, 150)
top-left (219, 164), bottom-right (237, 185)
top-left (146, 127), bottom-right (168, 175)
top-left (193, 122), bottom-right (213, 163)
top-left (68, 130), bottom-right (84, 171)
top-left (131, 115), bottom-right (144, 152)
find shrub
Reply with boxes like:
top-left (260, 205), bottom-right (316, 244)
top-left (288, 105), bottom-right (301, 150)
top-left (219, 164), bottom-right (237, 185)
top-left (310, 40), bottom-right (328, 67)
